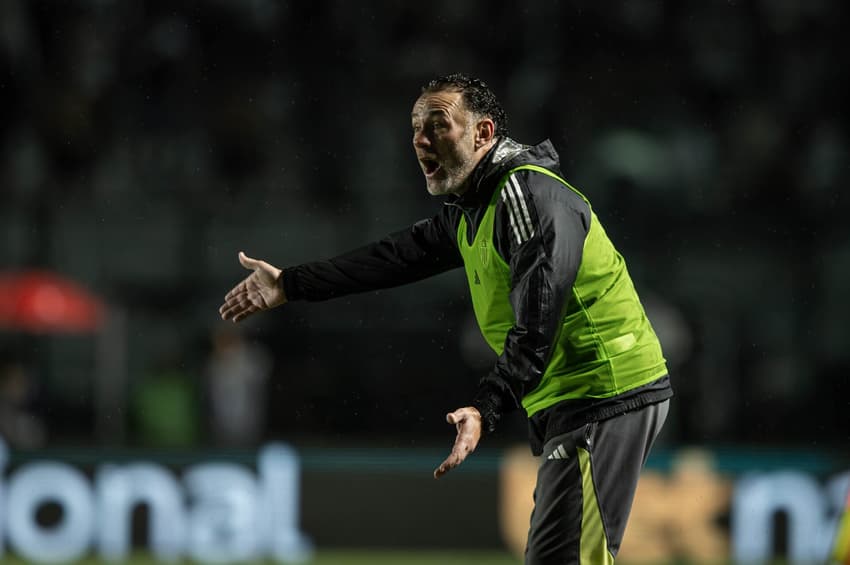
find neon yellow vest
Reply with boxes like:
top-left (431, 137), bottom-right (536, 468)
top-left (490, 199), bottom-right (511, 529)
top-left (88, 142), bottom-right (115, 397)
top-left (457, 165), bottom-right (668, 417)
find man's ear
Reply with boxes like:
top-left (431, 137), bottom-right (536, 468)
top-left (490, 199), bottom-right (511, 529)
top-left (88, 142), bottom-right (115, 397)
top-left (475, 118), bottom-right (496, 150)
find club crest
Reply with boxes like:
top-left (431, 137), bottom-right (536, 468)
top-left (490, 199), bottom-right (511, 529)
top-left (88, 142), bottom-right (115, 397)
top-left (479, 240), bottom-right (490, 268)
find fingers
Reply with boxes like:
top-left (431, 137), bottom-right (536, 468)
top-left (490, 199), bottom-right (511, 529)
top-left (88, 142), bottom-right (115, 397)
top-left (231, 304), bottom-right (260, 322)
top-left (447, 407), bottom-right (477, 426)
top-left (433, 407), bottom-right (482, 479)
top-left (238, 251), bottom-right (258, 271)
top-left (434, 454), bottom-right (457, 479)
top-left (219, 297), bottom-right (255, 322)
top-left (433, 438), bottom-right (474, 479)
top-left (219, 278), bottom-right (260, 322)
top-left (220, 299), bottom-right (258, 322)
top-left (224, 278), bottom-right (248, 302)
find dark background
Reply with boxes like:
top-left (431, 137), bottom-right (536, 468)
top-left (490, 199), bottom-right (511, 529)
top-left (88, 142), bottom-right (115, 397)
top-left (1, 0), bottom-right (848, 452)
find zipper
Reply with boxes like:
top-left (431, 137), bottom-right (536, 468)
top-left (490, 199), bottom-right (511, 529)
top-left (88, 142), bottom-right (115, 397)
top-left (445, 201), bottom-right (477, 246)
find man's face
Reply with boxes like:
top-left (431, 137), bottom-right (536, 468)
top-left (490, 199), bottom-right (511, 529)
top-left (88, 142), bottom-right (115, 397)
top-left (411, 90), bottom-right (481, 196)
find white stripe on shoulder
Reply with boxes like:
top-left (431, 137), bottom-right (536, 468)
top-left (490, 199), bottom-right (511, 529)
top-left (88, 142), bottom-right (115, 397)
top-left (502, 181), bottom-right (530, 242)
top-left (500, 188), bottom-right (524, 244)
top-left (508, 175), bottom-right (535, 240)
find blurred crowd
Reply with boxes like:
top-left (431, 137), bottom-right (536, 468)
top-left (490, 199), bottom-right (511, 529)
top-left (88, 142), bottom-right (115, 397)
top-left (0, 0), bottom-right (847, 450)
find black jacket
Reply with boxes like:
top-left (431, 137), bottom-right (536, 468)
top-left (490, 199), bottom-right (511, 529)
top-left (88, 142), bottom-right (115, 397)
top-left (282, 138), bottom-right (671, 454)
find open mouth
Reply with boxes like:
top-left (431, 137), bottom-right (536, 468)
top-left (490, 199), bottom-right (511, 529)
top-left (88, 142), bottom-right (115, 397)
top-left (420, 158), bottom-right (441, 178)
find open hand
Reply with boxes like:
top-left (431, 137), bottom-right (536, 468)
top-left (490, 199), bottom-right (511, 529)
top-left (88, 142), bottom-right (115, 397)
top-left (219, 251), bottom-right (286, 322)
top-left (434, 407), bottom-right (482, 479)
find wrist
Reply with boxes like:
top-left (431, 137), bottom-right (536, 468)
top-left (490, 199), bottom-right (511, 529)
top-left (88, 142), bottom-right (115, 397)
top-left (280, 268), bottom-right (304, 302)
top-left (471, 394), bottom-right (501, 436)
top-left (275, 269), bottom-right (287, 303)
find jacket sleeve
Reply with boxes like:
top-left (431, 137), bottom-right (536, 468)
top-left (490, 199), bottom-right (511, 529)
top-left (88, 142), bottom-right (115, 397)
top-left (282, 205), bottom-right (463, 301)
top-left (472, 170), bottom-right (590, 434)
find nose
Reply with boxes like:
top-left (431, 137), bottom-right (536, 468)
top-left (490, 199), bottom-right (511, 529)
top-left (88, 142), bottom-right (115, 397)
top-left (413, 129), bottom-right (430, 149)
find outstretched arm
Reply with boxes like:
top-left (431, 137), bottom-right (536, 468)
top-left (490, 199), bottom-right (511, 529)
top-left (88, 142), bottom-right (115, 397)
top-left (219, 251), bottom-right (287, 322)
top-left (220, 207), bottom-right (461, 320)
top-left (283, 210), bottom-right (463, 302)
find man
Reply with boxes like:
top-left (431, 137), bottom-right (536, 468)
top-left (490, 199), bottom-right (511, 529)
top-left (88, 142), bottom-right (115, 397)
top-left (219, 73), bottom-right (672, 563)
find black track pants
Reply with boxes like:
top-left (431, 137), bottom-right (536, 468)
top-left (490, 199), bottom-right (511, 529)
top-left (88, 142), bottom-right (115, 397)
top-left (525, 399), bottom-right (669, 565)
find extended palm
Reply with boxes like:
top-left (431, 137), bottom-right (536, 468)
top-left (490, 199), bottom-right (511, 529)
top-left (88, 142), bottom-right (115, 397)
top-left (219, 252), bottom-right (286, 322)
top-left (434, 407), bottom-right (482, 479)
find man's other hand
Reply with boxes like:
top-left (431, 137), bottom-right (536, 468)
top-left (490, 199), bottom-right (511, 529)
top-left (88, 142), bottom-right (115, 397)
top-left (434, 407), bottom-right (482, 479)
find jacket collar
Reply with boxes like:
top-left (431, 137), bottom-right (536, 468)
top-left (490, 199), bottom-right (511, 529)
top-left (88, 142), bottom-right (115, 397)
top-left (448, 137), bottom-right (562, 208)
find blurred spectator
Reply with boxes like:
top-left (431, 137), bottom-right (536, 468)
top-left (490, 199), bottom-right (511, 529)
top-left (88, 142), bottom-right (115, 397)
top-left (131, 352), bottom-right (200, 447)
top-left (0, 356), bottom-right (47, 448)
top-left (204, 325), bottom-right (272, 447)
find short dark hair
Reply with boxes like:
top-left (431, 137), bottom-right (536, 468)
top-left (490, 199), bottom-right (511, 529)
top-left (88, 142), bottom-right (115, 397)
top-left (422, 73), bottom-right (509, 138)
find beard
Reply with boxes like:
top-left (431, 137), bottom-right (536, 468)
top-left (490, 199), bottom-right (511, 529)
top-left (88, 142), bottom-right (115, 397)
top-left (425, 159), bottom-right (476, 196)
top-left (424, 132), bottom-right (479, 196)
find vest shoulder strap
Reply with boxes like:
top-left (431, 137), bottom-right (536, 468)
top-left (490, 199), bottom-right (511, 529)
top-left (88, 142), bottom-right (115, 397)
top-left (505, 164), bottom-right (591, 207)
